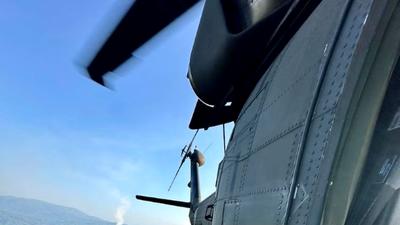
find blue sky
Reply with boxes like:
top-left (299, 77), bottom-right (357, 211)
top-left (0, 1), bottom-right (232, 225)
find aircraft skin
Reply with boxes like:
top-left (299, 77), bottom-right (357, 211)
top-left (83, 0), bottom-right (400, 224)
top-left (192, 0), bottom-right (400, 224)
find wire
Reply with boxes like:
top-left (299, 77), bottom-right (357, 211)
top-left (223, 123), bottom-right (226, 151)
top-left (203, 143), bottom-right (213, 155)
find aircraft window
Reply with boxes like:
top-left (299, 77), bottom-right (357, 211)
top-left (205, 204), bottom-right (214, 221)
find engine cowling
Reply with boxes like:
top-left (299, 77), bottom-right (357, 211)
top-left (188, 0), bottom-right (292, 107)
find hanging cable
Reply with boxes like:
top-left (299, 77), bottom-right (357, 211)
top-left (222, 123), bottom-right (226, 151)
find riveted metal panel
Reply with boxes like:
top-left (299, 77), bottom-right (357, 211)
top-left (252, 0), bottom-right (347, 150)
top-left (288, 110), bottom-right (336, 225)
top-left (212, 201), bottom-right (225, 225)
top-left (260, 0), bottom-right (344, 112)
top-left (212, 0), bottom-right (380, 224)
top-left (241, 128), bottom-right (302, 193)
top-left (225, 120), bottom-right (256, 159)
top-left (235, 50), bottom-right (287, 136)
top-left (222, 200), bottom-right (239, 225)
top-left (252, 60), bottom-right (317, 149)
top-left (286, 0), bottom-right (376, 224)
top-left (237, 192), bottom-right (285, 225)
top-left (234, 77), bottom-right (273, 141)
top-left (313, 0), bottom-right (374, 117)
top-left (217, 160), bottom-right (238, 200)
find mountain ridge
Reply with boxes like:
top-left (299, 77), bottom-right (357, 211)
top-left (0, 195), bottom-right (118, 225)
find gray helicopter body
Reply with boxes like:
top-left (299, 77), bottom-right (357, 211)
top-left (85, 0), bottom-right (400, 224)
top-left (192, 0), bottom-right (400, 224)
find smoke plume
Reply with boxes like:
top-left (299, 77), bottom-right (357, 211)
top-left (115, 198), bottom-right (131, 225)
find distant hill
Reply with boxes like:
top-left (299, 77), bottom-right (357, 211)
top-left (0, 196), bottom-right (116, 225)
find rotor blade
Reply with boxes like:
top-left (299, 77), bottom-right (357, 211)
top-left (180, 145), bottom-right (187, 156)
top-left (186, 129), bottom-right (199, 151)
top-left (87, 0), bottom-right (201, 85)
top-left (168, 130), bottom-right (199, 191)
top-left (136, 195), bottom-right (191, 208)
top-left (168, 154), bottom-right (188, 191)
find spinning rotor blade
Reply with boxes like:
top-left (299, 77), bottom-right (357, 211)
top-left (186, 129), bottom-right (199, 151)
top-left (168, 130), bottom-right (199, 191)
top-left (87, 0), bottom-right (201, 85)
top-left (180, 145), bottom-right (187, 157)
top-left (136, 195), bottom-right (191, 208)
top-left (168, 154), bottom-right (189, 191)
